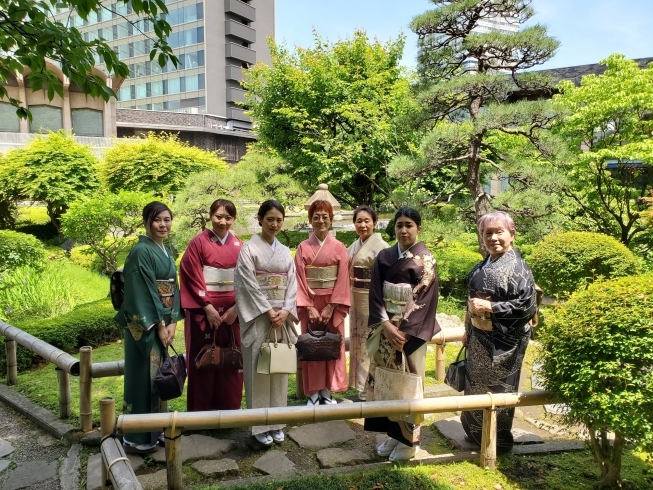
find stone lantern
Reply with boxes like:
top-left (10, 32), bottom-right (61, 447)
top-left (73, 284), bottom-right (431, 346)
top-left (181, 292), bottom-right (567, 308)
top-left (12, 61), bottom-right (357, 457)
top-left (304, 183), bottom-right (343, 220)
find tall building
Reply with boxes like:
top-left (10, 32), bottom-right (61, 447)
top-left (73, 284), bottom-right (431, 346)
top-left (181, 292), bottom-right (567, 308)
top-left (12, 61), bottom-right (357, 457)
top-left (53, 0), bottom-right (274, 130)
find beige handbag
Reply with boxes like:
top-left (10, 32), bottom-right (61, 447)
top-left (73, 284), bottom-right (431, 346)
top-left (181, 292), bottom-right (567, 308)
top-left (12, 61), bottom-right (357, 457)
top-left (257, 324), bottom-right (297, 375)
top-left (373, 353), bottom-right (424, 424)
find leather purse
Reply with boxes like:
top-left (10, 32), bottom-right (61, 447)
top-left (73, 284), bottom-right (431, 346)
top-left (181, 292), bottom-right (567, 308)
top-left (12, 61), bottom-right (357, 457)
top-left (257, 324), bottom-right (297, 375)
top-left (154, 345), bottom-right (187, 401)
top-left (296, 322), bottom-right (342, 362)
top-left (194, 326), bottom-right (243, 370)
top-left (444, 346), bottom-right (467, 392)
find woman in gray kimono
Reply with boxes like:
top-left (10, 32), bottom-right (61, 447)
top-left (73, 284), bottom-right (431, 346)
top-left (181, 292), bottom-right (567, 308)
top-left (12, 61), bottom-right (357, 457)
top-left (234, 200), bottom-right (298, 448)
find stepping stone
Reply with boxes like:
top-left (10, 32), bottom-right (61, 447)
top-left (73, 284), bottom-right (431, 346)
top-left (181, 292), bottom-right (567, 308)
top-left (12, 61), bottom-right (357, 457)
top-left (3, 460), bottom-right (59, 490)
top-left (252, 450), bottom-right (295, 476)
top-left (316, 448), bottom-right (371, 468)
top-left (138, 469), bottom-right (172, 490)
top-left (0, 439), bottom-right (15, 458)
top-left (151, 434), bottom-right (235, 463)
top-left (192, 458), bottom-right (239, 477)
top-left (37, 434), bottom-right (59, 448)
top-left (544, 404), bottom-right (570, 416)
top-left (60, 444), bottom-right (81, 490)
top-left (531, 372), bottom-right (546, 390)
top-left (288, 421), bottom-right (355, 449)
top-left (86, 452), bottom-right (144, 490)
top-left (512, 428), bottom-right (544, 445)
top-left (433, 416), bottom-right (479, 450)
top-left (0, 460), bottom-right (10, 473)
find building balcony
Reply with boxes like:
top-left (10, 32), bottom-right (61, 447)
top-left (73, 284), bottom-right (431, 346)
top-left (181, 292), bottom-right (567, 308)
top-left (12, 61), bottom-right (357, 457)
top-left (226, 87), bottom-right (247, 103)
top-left (226, 65), bottom-right (243, 81)
top-left (225, 43), bottom-right (256, 65)
top-left (225, 20), bottom-right (256, 43)
top-left (227, 106), bottom-right (250, 122)
top-left (224, 0), bottom-right (255, 22)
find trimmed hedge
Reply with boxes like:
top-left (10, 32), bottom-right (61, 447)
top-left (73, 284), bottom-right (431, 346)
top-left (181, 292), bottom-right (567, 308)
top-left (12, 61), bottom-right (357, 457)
top-left (0, 230), bottom-right (47, 273)
top-left (70, 245), bottom-right (103, 272)
top-left (0, 298), bottom-right (120, 374)
top-left (529, 231), bottom-right (640, 297)
top-left (434, 245), bottom-right (483, 297)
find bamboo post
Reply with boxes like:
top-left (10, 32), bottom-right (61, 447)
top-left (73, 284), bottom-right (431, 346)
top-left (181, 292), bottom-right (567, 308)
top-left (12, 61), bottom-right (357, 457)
top-left (5, 338), bottom-right (17, 385)
top-left (100, 397), bottom-right (116, 490)
top-left (480, 407), bottom-right (497, 470)
top-left (56, 367), bottom-right (71, 418)
top-left (436, 344), bottom-right (446, 382)
top-left (295, 363), bottom-right (305, 399)
top-left (165, 412), bottom-right (183, 490)
top-left (80, 346), bottom-right (93, 432)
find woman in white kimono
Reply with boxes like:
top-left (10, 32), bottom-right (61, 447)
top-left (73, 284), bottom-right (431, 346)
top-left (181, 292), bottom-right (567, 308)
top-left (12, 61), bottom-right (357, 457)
top-left (347, 205), bottom-right (389, 400)
top-left (235, 200), bottom-right (298, 448)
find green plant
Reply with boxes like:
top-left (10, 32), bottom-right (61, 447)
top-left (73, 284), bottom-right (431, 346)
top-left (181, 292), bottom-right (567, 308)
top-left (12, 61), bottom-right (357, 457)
top-left (69, 245), bottom-right (103, 272)
top-left (0, 229), bottom-right (47, 273)
top-left (434, 245), bottom-right (482, 297)
top-left (528, 231), bottom-right (640, 297)
top-left (539, 274), bottom-right (653, 488)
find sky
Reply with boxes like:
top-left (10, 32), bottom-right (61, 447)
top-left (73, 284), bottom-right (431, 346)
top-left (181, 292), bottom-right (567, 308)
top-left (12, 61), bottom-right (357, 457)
top-left (275, 0), bottom-right (653, 70)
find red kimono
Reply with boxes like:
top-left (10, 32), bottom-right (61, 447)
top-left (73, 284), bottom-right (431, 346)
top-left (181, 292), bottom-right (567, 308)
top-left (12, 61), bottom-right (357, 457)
top-left (180, 229), bottom-right (243, 411)
top-left (295, 233), bottom-right (351, 394)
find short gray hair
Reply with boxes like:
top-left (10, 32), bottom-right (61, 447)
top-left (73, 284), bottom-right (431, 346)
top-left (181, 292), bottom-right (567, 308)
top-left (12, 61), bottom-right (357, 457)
top-left (477, 211), bottom-right (516, 235)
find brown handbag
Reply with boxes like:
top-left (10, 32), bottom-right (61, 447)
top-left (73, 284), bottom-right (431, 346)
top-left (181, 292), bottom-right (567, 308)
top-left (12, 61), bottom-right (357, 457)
top-left (296, 322), bottom-right (342, 362)
top-left (194, 326), bottom-right (243, 370)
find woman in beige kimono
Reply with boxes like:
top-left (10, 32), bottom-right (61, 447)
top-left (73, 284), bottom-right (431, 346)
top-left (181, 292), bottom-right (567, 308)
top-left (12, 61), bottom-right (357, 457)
top-left (347, 205), bottom-right (389, 401)
top-left (234, 200), bottom-right (298, 448)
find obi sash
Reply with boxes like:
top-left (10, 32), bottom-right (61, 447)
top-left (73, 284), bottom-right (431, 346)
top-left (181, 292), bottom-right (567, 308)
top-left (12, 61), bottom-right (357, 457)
top-left (256, 270), bottom-right (288, 300)
top-left (203, 266), bottom-right (235, 291)
top-left (305, 265), bottom-right (338, 289)
top-left (350, 266), bottom-right (372, 291)
top-left (382, 281), bottom-right (413, 315)
top-left (156, 279), bottom-right (175, 309)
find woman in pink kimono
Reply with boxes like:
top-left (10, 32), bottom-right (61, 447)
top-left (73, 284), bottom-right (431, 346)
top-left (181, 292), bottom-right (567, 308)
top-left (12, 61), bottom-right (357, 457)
top-left (295, 200), bottom-right (351, 405)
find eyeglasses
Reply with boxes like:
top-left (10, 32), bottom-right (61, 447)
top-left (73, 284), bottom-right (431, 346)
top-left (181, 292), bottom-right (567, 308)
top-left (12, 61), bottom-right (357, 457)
top-left (311, 215), bottom-right (331, 222)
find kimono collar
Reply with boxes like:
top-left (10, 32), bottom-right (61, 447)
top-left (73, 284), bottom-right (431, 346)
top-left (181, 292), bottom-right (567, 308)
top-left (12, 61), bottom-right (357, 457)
top-left (397, 242), bottom-right (416, 259)
top-left (209, 229), bottom-right (230, 245)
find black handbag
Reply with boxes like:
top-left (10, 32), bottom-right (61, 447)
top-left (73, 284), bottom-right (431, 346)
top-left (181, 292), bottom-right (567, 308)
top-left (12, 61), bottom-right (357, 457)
top-left (154, 345), bottom-right (187, 401)
top-left (444, 346), bottom-right (467, 392)
top-left (296, 322), bottom-right (342, 362)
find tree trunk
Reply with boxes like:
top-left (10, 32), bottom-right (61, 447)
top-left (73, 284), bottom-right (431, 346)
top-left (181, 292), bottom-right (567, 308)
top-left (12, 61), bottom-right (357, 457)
top-left (589, 429), bottom-right (626, 489)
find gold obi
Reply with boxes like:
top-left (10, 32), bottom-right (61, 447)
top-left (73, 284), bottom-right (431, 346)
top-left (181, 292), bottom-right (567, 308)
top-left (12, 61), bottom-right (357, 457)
top-left (156, 279), bottom-right (175, 308)
top-left (305, 265), bottom-right (338, 289)
top-left (203, 266), bottom-right (235, 291)
top-left (350, 266), bottom-right (372, 291)
top-left (256, 271), bottom-right (288, 300)
top-left (469, 309), bottom-right (493, 331)
top-left (382, 281), bottom-right (413, 315)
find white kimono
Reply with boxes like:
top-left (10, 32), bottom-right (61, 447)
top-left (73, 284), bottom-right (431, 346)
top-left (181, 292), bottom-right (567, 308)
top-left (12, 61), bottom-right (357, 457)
top-left (235, 234), bottom-right (298, 435)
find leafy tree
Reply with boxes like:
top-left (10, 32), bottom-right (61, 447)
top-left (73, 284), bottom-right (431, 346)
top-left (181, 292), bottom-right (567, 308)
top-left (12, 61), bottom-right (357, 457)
top-left (0, 0), bottom-right (176, 120)
top-left (552, 54), bottom-right (653, 247)
top-left (243, 30), bottom-right (417, 207)
top-left (61, 191), bottom-right (151, 274)
top-left (3, 130), bottom-right (99, 233)
top-left (0, 154), bottom-right (17, 229)
top-left (99, 132), bottom-right (228, 196)
top-left (391, 0), bottom-right (560, 226)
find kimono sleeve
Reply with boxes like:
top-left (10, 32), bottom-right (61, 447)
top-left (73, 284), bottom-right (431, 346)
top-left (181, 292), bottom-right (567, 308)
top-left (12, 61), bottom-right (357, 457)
top-left (234, 243), bottom-right (273, 325)
top-left (179, 236), bottom-right (209, 310)
top-left (328, 242), bottom-right (351, 308)
top-left (491, 271), bottom-right (537, 333)
top-left (294, 242), bottom-right (314, 308)
top-left (282, 255), bottom-right (299, 323)
top-left (368, 253), bottom-right (389, 326)
top-left (120, 247), bottom-right (164, 330)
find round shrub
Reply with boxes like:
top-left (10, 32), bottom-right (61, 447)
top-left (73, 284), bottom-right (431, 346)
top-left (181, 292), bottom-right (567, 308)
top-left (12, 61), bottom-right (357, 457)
top-left (539, 274), bottom-right (653, 486)
top-left (0, 230), bottom-right (47, 273)
top-left (434, 244), bottom-right (482, 297)
top-left (529, 231), bottom-right (639, 297)
top-left (70, 245), bottom-right (103, 272)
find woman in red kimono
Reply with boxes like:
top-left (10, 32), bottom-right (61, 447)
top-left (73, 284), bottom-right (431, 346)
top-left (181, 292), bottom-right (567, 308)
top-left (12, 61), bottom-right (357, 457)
top-left (295, 200), bottom-right (351, 405)
top-left (180, 199), bottom-right (244, 411)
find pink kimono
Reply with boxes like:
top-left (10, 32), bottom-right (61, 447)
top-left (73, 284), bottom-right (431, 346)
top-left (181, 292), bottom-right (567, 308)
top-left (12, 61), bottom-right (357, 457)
top-left (295, 233), bottom-right (351, 394)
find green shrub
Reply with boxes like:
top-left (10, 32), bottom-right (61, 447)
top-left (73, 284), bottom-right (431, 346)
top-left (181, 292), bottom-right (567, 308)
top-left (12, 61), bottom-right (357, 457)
top-left (70, 245), bottom-right (103, 272)
top-left (0, 230), bottom-right (47, 273)
top-left (0, 298), bottom-right (120, 373)
top-left (528, 231), bottom-right (640, 297)
top-left (539, 274), bottom-right (653, 487)
top-left (434, 245), bottom-right (482, 297)
top-left (15, 221), bottom-right (59, 240)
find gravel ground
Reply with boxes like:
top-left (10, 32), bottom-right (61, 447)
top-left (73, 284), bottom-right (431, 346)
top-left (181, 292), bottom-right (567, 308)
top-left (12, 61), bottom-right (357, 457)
top-left (0, 400), bottom-right (68, 490)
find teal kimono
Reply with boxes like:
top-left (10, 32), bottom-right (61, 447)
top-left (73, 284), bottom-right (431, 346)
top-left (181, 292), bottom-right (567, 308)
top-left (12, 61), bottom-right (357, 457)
top-left (116, 236), bottom-right (183, 446)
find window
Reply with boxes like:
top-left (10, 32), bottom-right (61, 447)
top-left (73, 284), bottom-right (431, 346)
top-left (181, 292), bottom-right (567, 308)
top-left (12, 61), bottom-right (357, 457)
top-left (151, 81), bottom-right (164, 96)
top-left (29, 106), bottom-right (63, 133)
top-left (0, 102), bottom-right (19, 132)
top-left (118, 86), bottom-right (131, 101)
top-left (72, 109), bottom-right (103, 136)
top-left (185, 74), bottom-right (198, 91)
top-left (167, 78), bottom-right (181, 94)
top-left (135, 83), bottom-right (146, 99)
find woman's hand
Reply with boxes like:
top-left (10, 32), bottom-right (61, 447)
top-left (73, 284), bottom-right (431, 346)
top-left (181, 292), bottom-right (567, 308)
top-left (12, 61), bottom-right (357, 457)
top-left (165, 323), bottom-right (177, 346)
top-left (203, 304), bottom-right (223, 330)
top-left (222, 306), bottom-right (238, 326)
top-left (307, 306), bottom-right (320, 324)
top-left (272, 309), bottom-right (290, 329)
top-left (320, 304), bottom-right (335, 325)
top-left (469, 298), bottom-right (492, 316)
top-left (462, 331), bottom-right (468, 346)
top-left (157, 322), bottom-right (169, 346)
top-left (383, 321), bottom-right (406, 351)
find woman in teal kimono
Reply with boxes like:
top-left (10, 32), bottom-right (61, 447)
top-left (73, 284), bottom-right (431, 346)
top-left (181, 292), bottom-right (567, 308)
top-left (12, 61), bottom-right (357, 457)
top-left (116, 201), bottom-right (183, 454)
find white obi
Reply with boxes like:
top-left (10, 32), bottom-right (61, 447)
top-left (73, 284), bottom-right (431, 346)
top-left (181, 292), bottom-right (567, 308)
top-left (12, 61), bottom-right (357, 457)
top-left (305, 265), bottom-right (338, 289)
top-left (383, 281), bottom-right (413, 315)
top-left (203, 266), bottom-right (235, 291)
top-left (256, 271), bottom-right (288, 301)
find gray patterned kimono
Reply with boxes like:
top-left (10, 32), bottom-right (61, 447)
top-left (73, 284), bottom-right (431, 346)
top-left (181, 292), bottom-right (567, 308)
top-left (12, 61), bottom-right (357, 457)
top-left (461, 248), bottom-right (537, 452)
top-left (234, 234), bottom-right (298, 435)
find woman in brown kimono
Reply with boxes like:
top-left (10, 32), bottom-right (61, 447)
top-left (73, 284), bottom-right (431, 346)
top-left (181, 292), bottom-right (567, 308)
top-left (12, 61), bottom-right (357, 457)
top-left (364, 206), bottom-right (440, 461)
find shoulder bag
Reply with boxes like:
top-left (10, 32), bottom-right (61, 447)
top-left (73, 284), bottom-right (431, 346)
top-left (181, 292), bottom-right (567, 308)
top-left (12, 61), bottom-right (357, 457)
top-left (444, 346), bottom-right (467, 392)
top-left (257, 324), bottom-right (297, 375)
top-left (374, 352), bottom-right (424, 423)
top-left (194, 326), bottom-right (243, 370)
top-left (154, 345), bottom-right (187, 401)
top-left (296, 322), bottom-right (342, 362)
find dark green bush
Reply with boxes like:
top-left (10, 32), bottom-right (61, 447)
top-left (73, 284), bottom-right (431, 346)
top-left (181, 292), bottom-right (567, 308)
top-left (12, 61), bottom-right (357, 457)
top-left (0, 230), bottom-right (47, 273)
top-left (539, 274), bottom-right (653, 486)
top-left (433, 244), bottom-right (482, 297)
top-left (0, 298), bottom-right (120, 373)
top-left (15, 221), bottom-right (59, 240)
top-left (528, 231), bottom-right (640, 297)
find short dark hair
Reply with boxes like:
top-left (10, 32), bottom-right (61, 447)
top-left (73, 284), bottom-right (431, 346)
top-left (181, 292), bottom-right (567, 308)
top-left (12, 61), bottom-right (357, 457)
top-left (258, 200), bottom-right (285, 221)
top-left (143, 201), bottom-right (172, 227)
top-left (209, 199), bottom-right (237, 218)
top-left (353, 205), bottom-right (377, 224)
top-left (394, 206), bottom-right (421, 227)
top-left (308, 200), bottom-right (333, 220)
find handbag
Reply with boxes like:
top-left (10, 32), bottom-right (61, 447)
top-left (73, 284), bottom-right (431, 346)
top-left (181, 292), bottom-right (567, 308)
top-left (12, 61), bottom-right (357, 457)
top-left (295, 322), bottom-right (342, 362)
top-left (257, 324), bottom-right (297, 375)
top-left (153, 345), bottom-right (187, 401)
top-left (444, 346), bottom-right (467, 392)
top-left (374, 352), bottom-right (424, 423)
top-left (194, 326), bottom-right (243, 370)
